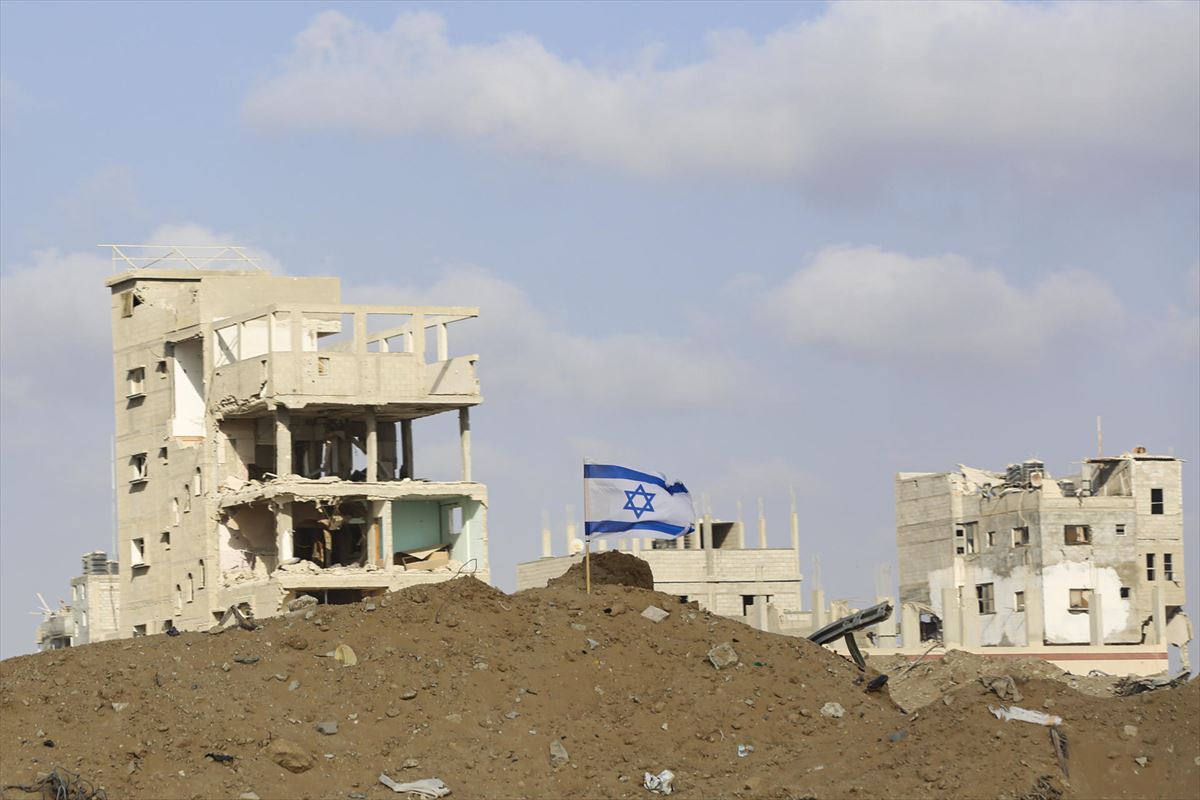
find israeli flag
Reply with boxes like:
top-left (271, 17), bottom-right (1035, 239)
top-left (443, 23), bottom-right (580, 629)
top-left (584, 463), bottom-right (696, 538)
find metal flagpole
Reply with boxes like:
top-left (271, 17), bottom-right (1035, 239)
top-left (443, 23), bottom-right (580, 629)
top-left (583, 459), bottom-right (592, 595)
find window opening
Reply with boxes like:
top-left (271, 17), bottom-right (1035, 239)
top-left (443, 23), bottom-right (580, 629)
top-left (986, 530), bottom-right (996, 548)
top-left (187, 573), bottom-right (194, 602)
top-left (160, 531), bottom-right (170, 551)
top-left (198, 559), bottom-right (206, 589)
top-left (1164, 553), bottom-right (1174, 581)
top-left (1146, 553), bottom-right (1156, 581)
top-left (1014, 591), bottom-right (1025, 612)
top-left (1116, 524), bottom-right (1126, 536)
top-left (1150, 488), bottom-right (1164, 515)
top-left (126, 367), bottom-right (145, 397)
top-left (132, 624), bottom-right (147, 637)
top-left (193, 467), bottom-right (202, 496)
top-left (1064, 525), bottom-right (1092, 545)
top-left (130, 537), bottom-right (147, 568)
top-left (1068, 588), bottom-right (1092, 613)
top-left (129, 453), bottom-right (148, 483)
top-left (1012, 526), bottom-right (1030, 547)
top-left (1120, 587), bottom-right (1130, 599)
top-left (976, 583), bottom-right (995, 615)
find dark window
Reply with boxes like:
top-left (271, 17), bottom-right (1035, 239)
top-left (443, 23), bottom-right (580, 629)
top-left (1150, 488), bottom-right (1164, 515)
top-left (1064, 525), bottom-right (1092, 545)
top-left (1146, 553), bottom-right (1156, 581)
top-left (1119, 587), bottom-right (1130, 599)
top-left (1115, 524), bottom-right (1126, 536)
top-left (1164, 553), bottom-right (1174, 581)
top-left (976, 583), bottom-right (995, 614)
top-left (1068, 588), bottom-right (1092, 613)
top-left (1012, 527), bottom-right (1030, 546)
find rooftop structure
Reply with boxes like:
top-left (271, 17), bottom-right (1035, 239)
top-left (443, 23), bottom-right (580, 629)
top-left (105, 245), bottom-right (488, 637)
top-left (34, 551), bottom-right (119, 651)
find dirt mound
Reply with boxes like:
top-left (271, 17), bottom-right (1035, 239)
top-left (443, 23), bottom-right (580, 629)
top-left (872, 649), bottom-right (1137, 711)
top-left (1, 577), bottom-right (1197, 800)
top-left (547, 550), bottom-right (655, 590)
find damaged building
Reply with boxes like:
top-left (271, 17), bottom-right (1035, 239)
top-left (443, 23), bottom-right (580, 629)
top-left (894, 447), bottom-right (1188, 673)
top-left (34, 551), bottom-right (120, 651)
top-left (106, 246), bottom-right (488, 636)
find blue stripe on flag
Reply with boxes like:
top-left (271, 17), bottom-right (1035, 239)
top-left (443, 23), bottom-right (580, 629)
top-left (583, 464), bottom-right (689, 495)
top-left (584, 519), bottom-right (691, 537)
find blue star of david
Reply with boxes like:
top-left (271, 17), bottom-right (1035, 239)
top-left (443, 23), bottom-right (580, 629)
top-left (623, 484), bottom-right (657, 519)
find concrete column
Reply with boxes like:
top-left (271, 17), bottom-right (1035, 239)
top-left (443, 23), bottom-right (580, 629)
top-left (364, 409), bottom-right (378, 483)
top-left (754, 598), bottom-right (769, 631)
top-left (354, 311), bottom-right (367, 356)
top-left (941, 587), bottom-right (962, 648)
top-left (1089, 591), bottom-right (1105, 645)
top-left (381, 503), bottom-right (393, 566)
top-left (275, 407), bottom-right (292, 477)
top-left (1024, 574), bottom-right (1045, 647)
top-left (875, 595), bottom-right (898, 646)
top-left (703, 512), bottom-right (715, 576)
top-left (812, 589), bottom-right (827, 628)
top-left (675, 531), bottom-right (685, 550)
top-left (901, 602), bottom-right (920, 650)
top-left (757, 499), bottom-right (767, 548)
top-left (436, 323), bottom-right (448, 361)
top-left (1151, 585), bottom-right (1166, 645)
top-left (961, 567), bottom-right (980, 647)
top-left (458, 407), bottom-right (472, 482)
top-left (337, 435), bottom-right (352, 479)
top-left (400, 419), bottom-right (414, 479)
top-left (411, 314), bottom-right (426, 364)
top-left (276, 502), bottom-right (294, 562)
top-left (565, 505), bottom-right (577, 555)
top-left (541, 510), bottom-right (552, 557)
top-left (790, 510), bottom-right (802, 611)
top-left (378, 422), bottom-right (397, 480)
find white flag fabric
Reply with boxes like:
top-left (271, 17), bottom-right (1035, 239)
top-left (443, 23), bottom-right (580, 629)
top-left (584, 463), bottom-right (695, 538)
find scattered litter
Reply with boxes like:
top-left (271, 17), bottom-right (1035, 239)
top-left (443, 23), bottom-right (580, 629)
top-left (643, 769), bottom-right (675, 795)
top-left (2, 766), bottom-right (108, 800)
top-left (1050, 727), bottom-right (1069, 778)
top-left (318, 644), bottom-right (359, 666)
top-left (707, 643), bottom-right (739, 670)
top-left (209, 605), bottom-right (257, 634)
top-left (820, 702), bottom-right (845, 719)
top-left (752, 661), bottom-right (767, 667)
top-left (586, 638), bottom-right (600, 650)
top-left (641, 606), bottom-right (670, 623)
top-left (42, 739), bottom-right (55, 748)
top-left (205, 752), bottom-right (235, 764)
top-left (989, 705), bottom-right (1062, 726)
top-left (983, 675), bottom-right (1023, 703)
top-left (1114, 674), bottom-right (1188, 696)
top-left (866, 675), bottom-right (889, 693)
top-left (378, 774), bottom-right (451, 797)
top-left (737, 744), bottom-right (755, 758)
top-left (1134, 755), bottom-right (1148, 768)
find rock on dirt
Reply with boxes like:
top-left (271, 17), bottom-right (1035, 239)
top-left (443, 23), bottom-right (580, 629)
top-left (549, 739), bottom-right (570, 766)
top-left (707, 642), bottom-right (739, 669)
top-left (820, 702), bottom-right (845, 719)
top-left (267, 738), bottom-right (316, 773)
top-left (641, 606), bottom-right (670, 623)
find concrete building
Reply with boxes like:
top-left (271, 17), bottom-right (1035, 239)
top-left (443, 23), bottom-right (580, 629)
top-left (34, 551), bottom-right (120, 651)
top-left (105, 245), bottom-right (488, 637)
top-left (893, 446), bottom-right (1187, 674)
top-left (516, 508), bottom-right (806, 633)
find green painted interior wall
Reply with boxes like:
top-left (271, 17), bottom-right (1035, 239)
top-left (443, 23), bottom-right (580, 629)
top-left (391, 500), bottom-right (442, 553)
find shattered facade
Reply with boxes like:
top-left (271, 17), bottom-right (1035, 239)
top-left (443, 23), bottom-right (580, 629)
top-left (107, 254), bottom-right (487, 637)
top-left (896, 448), bottom-right (1186, 650)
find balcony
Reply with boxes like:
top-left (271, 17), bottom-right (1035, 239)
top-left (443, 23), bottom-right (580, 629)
top-left (201, 304), bottom-right (480, 415)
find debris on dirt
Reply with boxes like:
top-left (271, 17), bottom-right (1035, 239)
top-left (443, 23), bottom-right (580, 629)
top-left (378, 774), bottom-right (451, 797)
top-left (267, 739), bottom-right (316, 774)
top-left (643, 769), bottom-right (675, 795)
top-left (707, 642), bottom-right (738, 669)
top-left (641, 606), bottom-right (670, 623)
top-left (820, 702), bottom-right (845, 718)
top-left (989, 705), bottom-right (1063, 726)
top-left (984, 675), bottom-right (1023, 702)
top-left (548, 739), bottom-right (570, 766)
top-left (205, 752), bottom-right (235, 764)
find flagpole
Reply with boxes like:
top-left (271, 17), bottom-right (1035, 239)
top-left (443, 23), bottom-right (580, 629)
top-left (583, 459), bottom-right (592, 595)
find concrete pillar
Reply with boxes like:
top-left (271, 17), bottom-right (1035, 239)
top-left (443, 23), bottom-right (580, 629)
top-left (703, 512), bottom-right (714, 576)
top-left (1024, 575), bottom-right (1045, 647)
top-left (364, 409), bottom-right (378, 483)
top-left (400, 419), bottom-right (413, 479)
top-left (381, 502), bottom-right (393, 565)
top-left (458, 407), bottom-right (472, 482)
top-left (1089, 591), bottom-right (1105, 645)
top-left (378, 422), bottom-right (397, 480)
top-left (875, 595), bottom-right (898, 646)
top-left (411, 313), bottom-right (426, 364)
top-left (790, 510), bottom-right (802, 612)
top-left (275, 407), bottom-right (292, 477)
top-left (337, 435), bottom-right (352, 479)
top-left (565, 505), bottom-right (577, 555)
top-left (757, 499), bottom-right (767, 548)
top-left (675, 531), bottom-right (685, 550)
top-left (812, 589), bottom-right (827, 628)
top-left (961, 567), bottom-right (980, 648)
top-left (436, 323), bottom-right (448, 361)
top-left (754, 598), bottom-right (769, 631)
top-left (276, 502), bottom-right (294, 562)
top-left (540, 510), bottom-right (552, 557)
top-left (1151, 585), bottom-right (1166, 645)
top-left (941, 587), bottom-right (962, 648)
top-left (901, 602), bottom-right (920, 650)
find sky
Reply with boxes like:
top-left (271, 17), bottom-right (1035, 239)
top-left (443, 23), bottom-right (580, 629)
top-left (1, 1), bottom-right (1197, 666)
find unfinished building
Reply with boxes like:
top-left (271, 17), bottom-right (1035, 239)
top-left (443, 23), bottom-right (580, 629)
top-left (105, 245), bottom-right (487, 637)
top-left (516, 509), bottom-right (805, 632)
top-left (893, 447), bottom-right (1187, 673)
top-left (34, 551), bottom-right (120, 651)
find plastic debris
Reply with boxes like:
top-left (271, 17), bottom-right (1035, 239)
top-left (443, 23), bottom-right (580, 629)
top-left (334, 644), bottom-right (358, 667)
top-left (989, 705), bottom-right (1062, 726)
top-left (737, 744), bottom-right (755, 758)
top-left (205, 752), bottom-right (235, 764)
top-left (378, 774), bottom-right (451, 797)
top-left (643, 769), bottom-right (675, 795)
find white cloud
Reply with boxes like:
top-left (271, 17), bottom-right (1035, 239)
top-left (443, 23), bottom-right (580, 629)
top-left (244, 3), bottom-right (1199, 181)
top-left (764, 245), bottom-right (1124, 363)
top-left (347, 265), bottom-right (741, 411)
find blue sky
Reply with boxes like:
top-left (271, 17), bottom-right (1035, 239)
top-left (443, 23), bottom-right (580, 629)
top-left (1, 1), bottom-right (1197, 664)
